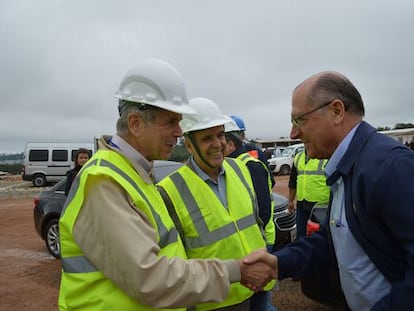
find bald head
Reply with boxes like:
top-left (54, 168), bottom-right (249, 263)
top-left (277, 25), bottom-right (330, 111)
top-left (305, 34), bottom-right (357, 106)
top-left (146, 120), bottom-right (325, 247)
top-left (290, 71), bottom-right (366, 159)
top-left (295, 71), bottom-right (365, 117)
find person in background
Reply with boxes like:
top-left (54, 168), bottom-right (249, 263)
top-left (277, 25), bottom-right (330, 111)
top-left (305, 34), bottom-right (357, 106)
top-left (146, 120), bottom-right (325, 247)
top-left (230, 115), bottom-right (274, 188)
top-left (224, 119), bottom-right (275, 253)
top-left (58, 59), bottom-right (275, 311)
top-left (245, 71), bottom-right (414, 310)
top-left (409, 138), bottom-right (414, 150)
top-left (287, 149), bottom-right (329, 238)
top-left (157, 97), bottom-right (275, 311)
top-left (64, 148), bottom-right (91, 196)
top-left (224, 118), bottom-right (278, 311)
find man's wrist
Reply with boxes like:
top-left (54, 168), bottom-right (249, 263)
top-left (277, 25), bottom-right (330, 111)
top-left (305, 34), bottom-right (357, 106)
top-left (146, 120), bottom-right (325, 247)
top-left (224, 259), bottom-right (241, 283)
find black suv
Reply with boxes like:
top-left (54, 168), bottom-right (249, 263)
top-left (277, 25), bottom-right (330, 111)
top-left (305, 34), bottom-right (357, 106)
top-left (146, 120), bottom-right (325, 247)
top-left (33, 161), bottom-right (296, 258)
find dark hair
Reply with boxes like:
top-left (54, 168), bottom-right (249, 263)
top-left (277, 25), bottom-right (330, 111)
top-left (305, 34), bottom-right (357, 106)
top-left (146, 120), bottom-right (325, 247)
top-left (225, 132), bottom-right (243, 149)
top-left (74, 148), bottom-right (91, 167)
top-left (308, 72), bottom-right (365, 116)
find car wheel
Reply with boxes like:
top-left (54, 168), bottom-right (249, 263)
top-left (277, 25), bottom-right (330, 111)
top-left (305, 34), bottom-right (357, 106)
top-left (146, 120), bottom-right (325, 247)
top-left (280, 165), bottom-right (290, 175)
top-left (33, 174), bottom-right (47, 187)
top-left (45, 219), bottom-right (60, 258)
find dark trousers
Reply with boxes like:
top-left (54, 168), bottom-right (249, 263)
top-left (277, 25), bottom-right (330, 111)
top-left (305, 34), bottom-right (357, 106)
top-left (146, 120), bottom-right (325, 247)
top-left (250, 291), bottom-right (278, 311)
top-left (295, 200), bottom-right (315, 238)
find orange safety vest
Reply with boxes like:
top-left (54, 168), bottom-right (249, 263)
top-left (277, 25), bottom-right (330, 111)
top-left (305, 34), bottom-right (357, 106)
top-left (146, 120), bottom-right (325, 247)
top-left (247, 149), bottom-right (258, 159)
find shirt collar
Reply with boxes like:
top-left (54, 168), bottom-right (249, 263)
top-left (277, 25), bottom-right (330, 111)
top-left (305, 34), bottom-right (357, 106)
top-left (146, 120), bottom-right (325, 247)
top-left (188, 156), bottom-right (225, 182)
top-left (325, 122), bottom-right (361, 181)
top-left (110, 134), bottom-right (153, 183)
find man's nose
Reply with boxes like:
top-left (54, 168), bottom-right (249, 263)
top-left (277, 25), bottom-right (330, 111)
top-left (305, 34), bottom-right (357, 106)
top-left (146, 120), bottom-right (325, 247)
top-left (174, 124), bottom-right (183, 137)
top-left (290, 125), bottom-right (300, 139)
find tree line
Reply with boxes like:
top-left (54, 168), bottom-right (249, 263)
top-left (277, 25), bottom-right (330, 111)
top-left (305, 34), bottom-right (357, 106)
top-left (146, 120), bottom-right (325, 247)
top-left (0, 152), bottom-right (23, 161)
top-left (377, 123), bottom-right (414, 131)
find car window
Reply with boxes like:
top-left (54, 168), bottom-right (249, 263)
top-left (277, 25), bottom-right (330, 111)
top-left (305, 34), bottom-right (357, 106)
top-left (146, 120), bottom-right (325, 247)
top-left (281, 147), bottom-right (294, 157)
top-left (52, 178), bottom-right (67, 192)
top-left (153, 161), bottom-right (183, 182)
top-left (29, 150), bottom-right (48, 161)
top-left (52, 150), bottom-right (68, 162)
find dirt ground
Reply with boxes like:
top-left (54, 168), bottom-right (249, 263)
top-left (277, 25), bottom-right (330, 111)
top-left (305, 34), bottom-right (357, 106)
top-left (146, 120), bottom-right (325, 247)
top-left (0, 175), bottom-right (333, 311)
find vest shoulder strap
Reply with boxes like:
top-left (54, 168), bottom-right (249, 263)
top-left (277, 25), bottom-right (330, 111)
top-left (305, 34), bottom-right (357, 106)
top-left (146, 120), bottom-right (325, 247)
top-left (157, 185), bottom-right (186, 247)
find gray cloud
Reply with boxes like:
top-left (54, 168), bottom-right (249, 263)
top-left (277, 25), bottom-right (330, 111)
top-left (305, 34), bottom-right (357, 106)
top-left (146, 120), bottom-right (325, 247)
top-left (1, 0), bottom-right (413, 153)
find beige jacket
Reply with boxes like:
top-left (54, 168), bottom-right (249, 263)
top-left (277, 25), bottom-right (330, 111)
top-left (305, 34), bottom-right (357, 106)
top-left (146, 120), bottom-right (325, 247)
top-left (71, 135), bottom-right (240, 308)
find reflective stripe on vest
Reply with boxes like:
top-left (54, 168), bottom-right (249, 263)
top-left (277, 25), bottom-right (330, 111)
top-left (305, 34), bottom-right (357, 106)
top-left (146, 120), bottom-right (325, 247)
top-left (59, 149), bottom-right (187, 311)
top-left (237, 154), bottom-right (275, 210)
top-left (61, 154), bottom-right (178, 274)
top-left (294, 151), bottom-right (329, 203)
top-left (167, 158), bottom-right (257, 249)
top-left (158, 157), bottom-right (275, 310)
top-left (169, 172), bottom-right (257, 249)
top-left (62, 158), bottom-right (98, 215)
top-left (294, 152), bottom-right (325, 176)
top-left (62, 255), bottom-right (97, 273)
top-left (225, 158), bottom-right (257, 210)
top-left (237, 153), bottom-right (276, 245)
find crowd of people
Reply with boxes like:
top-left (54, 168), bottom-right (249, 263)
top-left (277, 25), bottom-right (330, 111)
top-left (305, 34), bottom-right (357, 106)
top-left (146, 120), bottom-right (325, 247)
top-left (59, 59), bottom-right (414, 311)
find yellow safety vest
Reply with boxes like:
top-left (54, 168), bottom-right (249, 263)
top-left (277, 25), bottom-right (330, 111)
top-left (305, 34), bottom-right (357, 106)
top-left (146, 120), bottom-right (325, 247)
top-left (158, 158), bottom-right (274, 311)
top-left (294, 151), bottom-right (330, 204)
top-left (59, 150), bottom-right (187, 311)
top-left (237, 153), bottom-right (276, 247)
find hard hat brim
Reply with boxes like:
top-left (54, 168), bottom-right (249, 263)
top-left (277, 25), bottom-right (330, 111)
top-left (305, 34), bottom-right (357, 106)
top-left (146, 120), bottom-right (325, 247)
top-left (180, 115), bottom-right (233, 133)
top-left (115, 94), bottom-right (196, 115)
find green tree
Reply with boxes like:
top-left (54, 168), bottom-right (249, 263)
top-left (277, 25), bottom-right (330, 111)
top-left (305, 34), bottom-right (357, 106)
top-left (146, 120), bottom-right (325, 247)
top-left (393, 123), bottom-right (414, 129)
top-left (377, 126), bottom-right (391, 131)
top-left (169, 145), bottom-right (190, 162)
top-left (0, 164), bottom-right (21, 175)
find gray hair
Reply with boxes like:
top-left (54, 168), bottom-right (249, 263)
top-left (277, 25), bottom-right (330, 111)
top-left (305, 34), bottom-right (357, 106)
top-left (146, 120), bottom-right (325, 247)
top-left (116, 101), bottom-right (160, 135)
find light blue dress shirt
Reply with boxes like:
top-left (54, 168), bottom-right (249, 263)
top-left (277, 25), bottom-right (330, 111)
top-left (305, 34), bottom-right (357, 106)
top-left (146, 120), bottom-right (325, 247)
top-left (189, 156), bottom-right (228, 208)
top-left (325, 123), bottom-right (391, 311)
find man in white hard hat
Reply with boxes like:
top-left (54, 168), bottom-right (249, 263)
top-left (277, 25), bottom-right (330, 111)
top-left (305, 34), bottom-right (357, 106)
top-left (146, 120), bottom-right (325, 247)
top-left (157, 97), bottom-right (275, 311)
top-left (58, 59), bottom-right (276, 311)
top-left (224, 118), bottom-right (278, 311)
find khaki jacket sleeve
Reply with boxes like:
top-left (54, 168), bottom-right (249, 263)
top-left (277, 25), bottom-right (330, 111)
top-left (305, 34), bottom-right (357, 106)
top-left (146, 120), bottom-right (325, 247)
top-left (73, 175), bottom-right (241, 308)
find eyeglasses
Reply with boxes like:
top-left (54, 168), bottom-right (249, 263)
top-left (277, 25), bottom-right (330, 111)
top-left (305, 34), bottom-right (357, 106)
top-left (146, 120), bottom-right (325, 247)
top-left (291, 100), bottom-right (332, 127)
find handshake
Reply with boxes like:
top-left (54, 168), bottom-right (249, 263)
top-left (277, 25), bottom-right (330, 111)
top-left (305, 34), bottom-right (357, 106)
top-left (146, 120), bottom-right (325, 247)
top-left (239, 249), bottom-right (278, 292)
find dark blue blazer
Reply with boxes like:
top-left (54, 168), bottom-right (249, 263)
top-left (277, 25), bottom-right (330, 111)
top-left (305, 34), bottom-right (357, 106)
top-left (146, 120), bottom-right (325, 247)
top-left (276, 121), bottom-right (414, 310)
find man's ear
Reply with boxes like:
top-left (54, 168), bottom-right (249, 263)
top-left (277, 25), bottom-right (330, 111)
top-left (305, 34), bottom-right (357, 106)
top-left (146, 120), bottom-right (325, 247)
top-left (331, 100), bottom-right (346, 124)
top-left (128, 113), bottom-right (143, 136)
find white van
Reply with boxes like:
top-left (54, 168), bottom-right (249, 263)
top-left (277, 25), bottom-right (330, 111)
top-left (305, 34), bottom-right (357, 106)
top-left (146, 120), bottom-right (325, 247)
top-left (21, 142), bottom-right (95, 187)
top-left (268, 143), bottom-right (305, 175)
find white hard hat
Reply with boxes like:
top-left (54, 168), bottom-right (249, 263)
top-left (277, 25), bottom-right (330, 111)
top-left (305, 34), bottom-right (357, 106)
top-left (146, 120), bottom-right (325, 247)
top-left (180, 97), bottom-right (232, 133)
top-left (224, 118), bottom-right (241, 133)
top-left (115, 59), bottom-right (194, 115)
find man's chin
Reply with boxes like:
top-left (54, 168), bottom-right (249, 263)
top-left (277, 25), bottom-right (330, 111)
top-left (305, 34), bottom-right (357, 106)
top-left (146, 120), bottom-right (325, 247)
top-left (305, 148), bottom-right (317, 159)
top-left (307, 151), bottom-right (324, 160)
top-left (208, 156), bottom-right (224, 167)
top-left (158, 152), bottom-right (171, 161)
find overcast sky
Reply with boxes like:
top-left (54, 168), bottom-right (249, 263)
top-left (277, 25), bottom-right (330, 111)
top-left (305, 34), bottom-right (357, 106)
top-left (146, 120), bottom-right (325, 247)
top-left (1, 0), bottom-right (413, 153)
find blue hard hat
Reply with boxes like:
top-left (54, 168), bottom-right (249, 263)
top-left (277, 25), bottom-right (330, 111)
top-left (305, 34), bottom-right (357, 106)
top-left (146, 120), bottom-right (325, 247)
top-left (230, 115), bottom-right (246, 131)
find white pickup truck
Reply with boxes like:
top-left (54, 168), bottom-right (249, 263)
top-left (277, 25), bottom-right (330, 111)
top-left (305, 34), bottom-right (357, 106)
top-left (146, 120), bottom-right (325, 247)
top-left (268, 143), bottom-right (304, 175)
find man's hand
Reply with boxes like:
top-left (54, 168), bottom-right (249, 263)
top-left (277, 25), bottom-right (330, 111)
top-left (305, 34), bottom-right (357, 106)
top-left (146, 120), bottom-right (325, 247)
top-left (288, 201), bottom-right (296, 214)
top-left (239, 249), bottom-right (278, 292)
